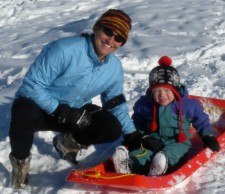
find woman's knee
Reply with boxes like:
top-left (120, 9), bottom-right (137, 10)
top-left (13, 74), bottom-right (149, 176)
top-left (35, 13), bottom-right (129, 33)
top-left (90, 110), bottom-right (122, 141)
top-left (101, 111), bottom-right (122, 139)
top-left (104, 119), bottom-right (121, 142)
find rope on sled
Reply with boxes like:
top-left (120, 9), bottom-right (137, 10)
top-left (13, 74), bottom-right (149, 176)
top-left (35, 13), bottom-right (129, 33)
top-left (75, 144), bottom-right (147, 179)
top-left (135, 143), bottom-right (148, 157)
top-left (76, 170), bottom-right (134, 179)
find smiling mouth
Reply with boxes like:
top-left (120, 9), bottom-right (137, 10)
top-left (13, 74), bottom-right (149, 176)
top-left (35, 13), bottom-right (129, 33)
top-left (102, 42), bottom-right (113, 48)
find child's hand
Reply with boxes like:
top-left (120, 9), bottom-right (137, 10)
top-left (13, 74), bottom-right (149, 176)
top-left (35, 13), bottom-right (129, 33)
top-left (202, 135), bottom-right (220, 152)
top-left (142, 136), bottom-right (164, 153)
top-left (124, 131), bottom-right (143, 151)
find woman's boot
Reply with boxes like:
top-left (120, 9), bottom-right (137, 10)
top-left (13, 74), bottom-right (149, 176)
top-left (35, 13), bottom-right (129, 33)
top-left (9, 153), bottom-right (31, 189)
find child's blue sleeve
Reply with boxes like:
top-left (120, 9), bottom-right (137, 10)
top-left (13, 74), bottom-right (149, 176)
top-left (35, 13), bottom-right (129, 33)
top-left (191, 99), bottom-right (214, 137)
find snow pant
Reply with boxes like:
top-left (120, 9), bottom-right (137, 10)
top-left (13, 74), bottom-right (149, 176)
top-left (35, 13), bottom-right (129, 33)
top-left (129, 141), bottom-right (191, 175)
top-left (9, 97), bottom-right (123, 168)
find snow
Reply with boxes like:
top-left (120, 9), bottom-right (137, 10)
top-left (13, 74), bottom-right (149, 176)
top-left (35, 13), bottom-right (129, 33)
top-left (1, 0), bottom-right (225, 193)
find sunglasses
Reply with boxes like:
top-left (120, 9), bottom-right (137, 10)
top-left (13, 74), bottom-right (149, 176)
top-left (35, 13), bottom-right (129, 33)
top-left (102, 27), bottom-right (125, 43)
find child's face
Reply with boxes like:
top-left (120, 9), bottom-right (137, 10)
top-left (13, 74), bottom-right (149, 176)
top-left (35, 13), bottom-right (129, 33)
top-left (152, 87), bottom-right (175, 106)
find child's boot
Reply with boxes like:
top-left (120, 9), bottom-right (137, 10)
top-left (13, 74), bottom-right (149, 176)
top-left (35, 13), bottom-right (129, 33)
top-left (112, 146), bottom-right (132, 174)
top-left (148, 151), bottom-right (168, 176)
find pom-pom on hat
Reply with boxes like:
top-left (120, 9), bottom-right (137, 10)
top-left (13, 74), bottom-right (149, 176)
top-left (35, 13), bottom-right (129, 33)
top-left (148, 56), bottom-right (186, 143)
top-left (93, 9), bottom-right (132, 45)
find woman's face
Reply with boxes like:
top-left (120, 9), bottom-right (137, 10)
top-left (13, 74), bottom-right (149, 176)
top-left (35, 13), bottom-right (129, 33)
top-left (152, 87), bottom-right (175, 106)
top-left (93, 27), bottom-right (123, 60)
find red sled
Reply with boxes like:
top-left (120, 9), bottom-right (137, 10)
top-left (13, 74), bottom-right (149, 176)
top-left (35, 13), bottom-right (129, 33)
top-left (66, 95), bottom-right (225, 191)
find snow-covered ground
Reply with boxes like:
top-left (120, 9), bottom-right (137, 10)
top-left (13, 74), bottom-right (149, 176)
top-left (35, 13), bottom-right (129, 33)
top-left (1, 0), bottom-right (225, 193)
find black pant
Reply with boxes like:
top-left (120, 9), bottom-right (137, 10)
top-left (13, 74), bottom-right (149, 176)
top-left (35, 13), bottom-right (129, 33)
top-left (9, 97), bottom-right (122, 160)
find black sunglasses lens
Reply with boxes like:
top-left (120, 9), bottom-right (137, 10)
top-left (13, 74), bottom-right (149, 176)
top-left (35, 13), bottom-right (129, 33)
top-left (114, 35), bottom-right (124, 43)
top-left (102, 27), bottom-right (125, 43)
top-left (103, 27), bottom-right (114, 37)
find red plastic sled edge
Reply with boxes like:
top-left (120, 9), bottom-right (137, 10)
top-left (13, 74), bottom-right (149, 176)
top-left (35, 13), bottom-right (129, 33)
top-left (66, 95), bottom-right (225, 190)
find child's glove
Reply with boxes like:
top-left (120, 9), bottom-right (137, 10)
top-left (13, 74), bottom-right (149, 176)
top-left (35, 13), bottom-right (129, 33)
top-left (124, 131), bottom-right (164, 153)
top-left (202, 135), bottom-right (220, 152)
top-left (124, 131), bottom-right (143, 151)
top-left (142, 135), bottom-right (164, 153)
top-left (52, 104), bottom-right (92, 131)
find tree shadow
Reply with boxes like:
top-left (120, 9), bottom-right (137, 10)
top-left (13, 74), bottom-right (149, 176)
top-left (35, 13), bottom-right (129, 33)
top-left (52, 12), bottom-right (98, 34)
top-left (0, 162), bottom-right (10, 187)
top-left (30, 166), bottom-right (73, 194)
top-left (0, 99), bottom-right (12, 141)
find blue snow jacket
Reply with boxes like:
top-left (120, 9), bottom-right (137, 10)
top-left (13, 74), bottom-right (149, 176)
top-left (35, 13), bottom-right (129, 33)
top-left (16, 34), bottom-right (135, 135)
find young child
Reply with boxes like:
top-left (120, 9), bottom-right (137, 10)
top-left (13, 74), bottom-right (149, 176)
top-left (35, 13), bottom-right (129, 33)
top-left (113, 56), bottom-right (220, 176)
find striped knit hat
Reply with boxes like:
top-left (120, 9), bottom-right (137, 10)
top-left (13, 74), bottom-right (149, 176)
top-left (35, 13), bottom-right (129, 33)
top-left (93, 9), bottom-right (132, 45)
top-left (149, 56), bottom-right (186, 143)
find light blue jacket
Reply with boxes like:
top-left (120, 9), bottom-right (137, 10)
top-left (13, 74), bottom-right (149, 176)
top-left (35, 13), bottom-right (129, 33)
top-left (16, 35), bottom-right (135, 135)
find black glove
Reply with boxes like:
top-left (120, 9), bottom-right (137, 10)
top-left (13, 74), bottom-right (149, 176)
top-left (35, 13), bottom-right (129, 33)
top-left (142, 135), bottom-right (164, 153)
top-left (202, 135), bottom-right (220, 152)
top-left (124, 131), bottom-right (143, 151)
top-left (52, 104), bottom-right (92, 130)
top-left (124, 131), bottom-right (164, 153)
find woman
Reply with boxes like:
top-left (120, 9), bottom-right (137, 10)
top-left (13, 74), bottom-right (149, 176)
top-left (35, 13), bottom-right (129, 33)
top-left (8, 9), bottom-right (142, 189)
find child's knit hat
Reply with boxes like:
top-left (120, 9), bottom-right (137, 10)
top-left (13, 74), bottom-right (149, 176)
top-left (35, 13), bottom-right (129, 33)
top-left (149, 56), bottom-right (186, 143)
top-left (93, 9), bottom-right (132, 45)
top-left (149, 56), bottom-right (180, 91)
